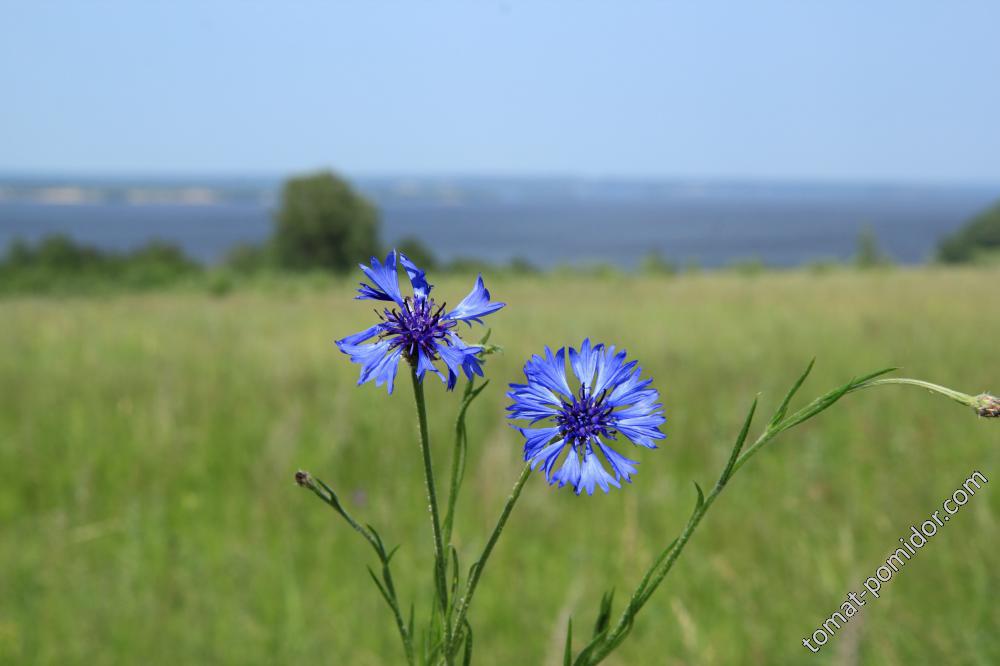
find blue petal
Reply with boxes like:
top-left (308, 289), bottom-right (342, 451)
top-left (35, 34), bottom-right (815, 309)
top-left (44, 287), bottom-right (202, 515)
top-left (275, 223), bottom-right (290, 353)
top-left (445, 274), bottom-right (505, 325)
top-left (506, 382), bottom-right (561, 423)
top-left (578, 448), bottom-right (619, 495)
top-left (356, 251), bottom-right (404, 305)
top-left (523, 347), bottom-right (573, 398)
top-left (399, 252), bottom-right (432, 300)
top-left (552, 446), bottom-right (582, 489)
top-left (415, 347), bottom-right (445, 383)
top-left (597, 441), bottom-right (638, 482)
top-left (592, 345), bottom-right (638, 396)
top-left (605, 365), bottom-right (655, 408)
top-left (517, 425), bottom-right (561, 460)
top-left (614, 401), bottom-right (667, 448)
top-left (337, 338), bottom-right (404, 394)
top-left (529, 439), bottom-right (567, 480)
top-left (614, 393), bottom-right (664, 419)
top-left (436, 334), bottom-right (483, 391)
top-left (336, 323), bottom-right (384, 347)
top-left (569, 338), bottom-right (603, 391)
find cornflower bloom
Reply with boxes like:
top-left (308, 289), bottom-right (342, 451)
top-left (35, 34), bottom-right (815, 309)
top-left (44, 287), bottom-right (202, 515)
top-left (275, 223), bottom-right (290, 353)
top-left (507, 339), bottom-right (665, 494)
top-left (336, 250), bottom-right (505, 393)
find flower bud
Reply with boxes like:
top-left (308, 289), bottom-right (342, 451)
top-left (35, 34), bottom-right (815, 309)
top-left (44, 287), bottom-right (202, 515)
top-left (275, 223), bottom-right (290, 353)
top-left (295, 469), bottom-right (314, 487)
top-left (974, 393), bottom-right (1000, 418)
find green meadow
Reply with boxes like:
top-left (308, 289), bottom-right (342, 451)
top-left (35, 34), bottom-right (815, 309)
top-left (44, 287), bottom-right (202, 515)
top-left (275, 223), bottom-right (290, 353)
top-left (1, 267), bottom-right (997, 665)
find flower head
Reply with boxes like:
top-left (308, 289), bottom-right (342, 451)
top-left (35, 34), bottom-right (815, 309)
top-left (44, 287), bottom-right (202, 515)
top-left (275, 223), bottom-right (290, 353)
top-left (507, 340), bottom-right (666, 495)
top-left (336, 250), bottom-right (505, 393)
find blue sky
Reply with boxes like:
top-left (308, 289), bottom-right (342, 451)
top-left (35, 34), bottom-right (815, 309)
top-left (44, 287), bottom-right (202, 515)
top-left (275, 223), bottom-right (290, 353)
top-left (2, 1), bottom-right (999, 182)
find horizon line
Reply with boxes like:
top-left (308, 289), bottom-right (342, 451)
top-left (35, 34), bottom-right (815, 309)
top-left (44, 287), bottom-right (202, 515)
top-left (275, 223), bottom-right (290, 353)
top-left (1, 169), bottom-right (998, 191)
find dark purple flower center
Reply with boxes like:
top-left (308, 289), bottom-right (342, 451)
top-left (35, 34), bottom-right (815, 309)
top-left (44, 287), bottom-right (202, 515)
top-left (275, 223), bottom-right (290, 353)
top-left (557, 386), bottom-right (616, 445)
top-left (381, 297), bottom-right (454, 360)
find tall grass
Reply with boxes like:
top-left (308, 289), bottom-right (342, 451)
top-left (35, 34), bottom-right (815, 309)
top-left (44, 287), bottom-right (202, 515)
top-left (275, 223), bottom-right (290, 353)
top-left (0, 267), bottom-right (997, 665)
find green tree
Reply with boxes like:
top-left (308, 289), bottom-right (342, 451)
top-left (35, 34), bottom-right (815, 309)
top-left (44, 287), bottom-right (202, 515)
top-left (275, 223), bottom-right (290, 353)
top-left (273, 171), bottom-right (380, 271)
top-left (937, 200), bottom-right (1000, 263)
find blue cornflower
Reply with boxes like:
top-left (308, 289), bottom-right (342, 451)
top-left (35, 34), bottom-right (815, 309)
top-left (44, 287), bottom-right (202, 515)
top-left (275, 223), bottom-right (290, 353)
top-left (507, 340), bottom-right (666, 495)
top-left (336, 250), bottom-right (505, 393)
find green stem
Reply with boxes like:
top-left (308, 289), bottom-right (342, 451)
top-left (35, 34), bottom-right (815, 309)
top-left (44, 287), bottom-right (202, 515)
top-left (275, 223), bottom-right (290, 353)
top-left (588, 428), bottom-right (765, 663)
top-left (581, 370), bottom-right (989, 664)
top-left (409, 366), bottom-right (452, 657)
top-left (729, 418), bottom-right (795, 476)
top-left (449, 464), bottom-right (532, 657)
top-left (443, 377), bottom-right (477, 547)
top-left (297, 475), bottom-right (415, 665)
top-left (850, 377), bottom-right (976, 408)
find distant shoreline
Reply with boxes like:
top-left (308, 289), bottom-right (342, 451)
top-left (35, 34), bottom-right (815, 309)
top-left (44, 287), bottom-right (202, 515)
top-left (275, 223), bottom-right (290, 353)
top-left (1, 178), bottom-right (996, 268)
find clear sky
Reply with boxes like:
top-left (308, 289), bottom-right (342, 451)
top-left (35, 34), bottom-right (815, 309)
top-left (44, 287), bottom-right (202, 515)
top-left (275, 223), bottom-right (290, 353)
top-left (2, 1), bottom-right (998, 183)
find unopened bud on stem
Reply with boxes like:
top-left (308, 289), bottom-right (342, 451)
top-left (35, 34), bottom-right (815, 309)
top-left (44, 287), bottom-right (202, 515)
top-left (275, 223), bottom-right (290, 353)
top-left (974, 394), bottom-right (1000, 418)
top-left (295, 469), bottom-right (315, 488)
top-left (854, 378), bottom-right (1000, 420)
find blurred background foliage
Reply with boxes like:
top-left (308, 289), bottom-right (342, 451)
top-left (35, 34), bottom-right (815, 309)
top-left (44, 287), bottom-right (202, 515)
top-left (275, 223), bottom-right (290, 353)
top-left (2, 170), bottom-right (1000, 296)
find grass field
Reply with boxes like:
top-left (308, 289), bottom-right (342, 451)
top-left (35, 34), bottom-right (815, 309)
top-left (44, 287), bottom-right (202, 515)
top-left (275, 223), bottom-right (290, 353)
top-left (1, 267), bottom-right (997, 665)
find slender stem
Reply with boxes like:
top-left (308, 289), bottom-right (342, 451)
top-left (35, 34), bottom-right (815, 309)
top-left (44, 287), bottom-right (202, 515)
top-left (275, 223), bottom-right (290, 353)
top-left (850, 377), bottom-right (975, 408)
top-left (585, 419), bottom-right (789, 665)
top-left (584, 373), bottom-right (986, 664)
top-left (379, 563), bottom-right (415, 665)
top-left (657, 375), bottom-right (982, 590)
top-left (729, 426), bottom-right (782, 476)
top-left (443, 377), bottom-right (477, 547)
top-left (449, 464), bottom-right (532, 656)
top-left (298, 476), bottom-right (415, 665)
top-left (409, 366), bottom-right (452, 654)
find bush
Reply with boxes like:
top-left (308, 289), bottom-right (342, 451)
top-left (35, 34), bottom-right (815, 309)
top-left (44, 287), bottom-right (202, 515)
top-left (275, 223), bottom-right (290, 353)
top-left (937, 200), bottom-right (1000, 263)
top-left (118, 240), bottom-right (199, 289)
top-left (729, 257), bottom-right (768, 276)
top-left (640, 251), bottom-right (677, 276)
top-left (855, 225), bottom-right (891, 268)
top-left (0, 235), bottom-right (199, 293)
top-left (507, 257), bottom-right (539, 274)
top-left (225, 243), bottom-right (273, 274)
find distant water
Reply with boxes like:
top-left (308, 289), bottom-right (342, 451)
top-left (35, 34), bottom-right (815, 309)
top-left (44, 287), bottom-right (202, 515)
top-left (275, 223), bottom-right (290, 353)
top-left (0, 179), bottom-right (996, 268)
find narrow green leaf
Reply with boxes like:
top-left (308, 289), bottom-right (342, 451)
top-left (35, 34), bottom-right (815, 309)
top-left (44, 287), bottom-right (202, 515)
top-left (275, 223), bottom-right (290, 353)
top-left (602, 613), bottom-right (636, 655)
top-left (316, 478), bottom-right (347, 516)
top-left (450, 546), bottom-right (461, 602)
top-left (573, 636), bottom-right (604, 666)
top-left (720, 397), bottom-right (757, 485)
top-left (365, 525), bottom-right (385, 555)
top-left (593, 590), bottom-right (615, 638)
top-left (768, 358), bottom-right (814, 429)
top-left (563, 618), bottom-right (573, 666)
top-left (777, 367), bottom-right (896, 433)
top-left (462, 620), bottom-right (475, 666)
top-left (854, 366), bottom-right (898, 384)
top-left (466, 381), bottom-right (490, 405)
top-left (366, 566), bottom-right (392, 605)
top-left (693, 482), bottom-right (705, 511)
